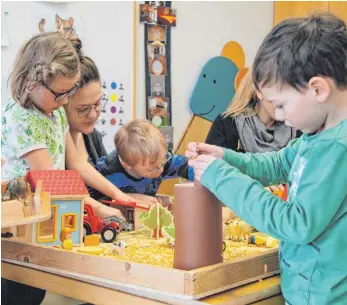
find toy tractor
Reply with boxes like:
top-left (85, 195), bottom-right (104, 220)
top-left (83, 204), bottom-right (132, 243)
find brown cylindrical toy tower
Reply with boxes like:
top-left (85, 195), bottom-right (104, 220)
top-left (173, 180), bottom-right (223, 270)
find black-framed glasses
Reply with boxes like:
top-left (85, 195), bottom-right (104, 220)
top-left (76, 102), bottom-right (102, 118)
top-left (42, 82), bottom-right (79, 102)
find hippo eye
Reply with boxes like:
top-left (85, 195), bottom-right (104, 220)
top-left (213, 79), bottom-right (216, 84)
top-left (203, 74), bottom-right (206, 78)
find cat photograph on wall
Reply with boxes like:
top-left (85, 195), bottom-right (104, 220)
top-left (38, 14), bottom-right (79, 41)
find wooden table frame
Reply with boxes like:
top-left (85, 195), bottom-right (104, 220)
top-left (2, 238), bottom-right (284, 305)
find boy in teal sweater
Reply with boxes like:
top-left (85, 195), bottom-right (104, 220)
top-left (187, 13), bottom-right (347, 305)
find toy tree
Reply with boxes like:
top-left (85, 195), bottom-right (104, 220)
top-left (139, 204), bottom-right (173, 239)
top-left (161, 224), bottom-right (175, 241)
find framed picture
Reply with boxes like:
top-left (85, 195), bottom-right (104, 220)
top-left (148, 96), bottom-right (169, 127)
top-left (148, 24), bottom-right (166, 42)
top-left (147, 41), bottom-right (167, 76)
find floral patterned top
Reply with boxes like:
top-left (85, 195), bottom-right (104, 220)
top-left (1, 99), bottom-right (69, 180)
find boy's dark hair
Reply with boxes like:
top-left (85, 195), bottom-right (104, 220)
top-left (252, 13), bottom-right (347, 91)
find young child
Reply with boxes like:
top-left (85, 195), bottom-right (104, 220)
top-left (186, 13), bottom-right (347, 305)
top-left (1, 32), bottom-right (135, 305)
top-left (93, 119), bottom-right (193, 201)
top-left (2, 32), bottom-right (138, 205)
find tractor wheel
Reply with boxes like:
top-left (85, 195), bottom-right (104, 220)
top-left (101, 226), bottom-right (117, 243)
top-left (83, 223), bottom-right (92, 238)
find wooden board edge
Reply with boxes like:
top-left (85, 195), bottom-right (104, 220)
top-left (1, 238), bottom-right (186, 295)
top-left (187, 249), bottom-right (279, 297)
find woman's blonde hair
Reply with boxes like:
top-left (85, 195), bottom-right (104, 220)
top-left (223, 69), bottom-right (260, 118)
top-left (9, 32), bottom-right (80, 108)
top-left (115, 119), bottom-right (167, 167)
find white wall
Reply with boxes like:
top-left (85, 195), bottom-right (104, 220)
top-left (136, 1), bottom-right (274, 147)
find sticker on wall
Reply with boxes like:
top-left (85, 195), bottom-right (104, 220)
top-left (119, 83), bottom-right (124, 90)
top-left (101, 94), bottom-right (109, 113)
top-left (111, 82), bottom-right (117, 90)
top-left (100, 118), bottom-right (106, 125)
top-left (110, 118), bottom-right (117, 126)
top-left (102, 81), bottom-right (107, 89)
top-left (119, 119), bottom-right (124, 126)
top-left (119, 107), bottom-right (124, 114)
top-left (100, 131), bottom-right (107, 138)
top-left (110, 106), bottom-right (117, 114)
top-left (110, 93), bottom-right (118, 102)
top-left (33, 13), bottom-right (84, 41)
top-left (119, 95), bottom-right (124, 102)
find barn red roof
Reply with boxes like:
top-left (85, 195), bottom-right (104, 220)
top-left (26, 170), bottom-right (89, 196)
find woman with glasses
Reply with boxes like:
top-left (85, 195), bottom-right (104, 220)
top-left (64, 48), bottom-right (160, 208)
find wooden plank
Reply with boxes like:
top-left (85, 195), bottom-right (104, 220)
top-left (2, 261), bottom-right (282, 305)
top-left (185, 249), bottom-right (279, 299)
top-left (329, 1), bottom-right (347, 24)
top-left (1, 238), bottom-right (186, 295)
top-left (2, 262), bottom-right (164, 305)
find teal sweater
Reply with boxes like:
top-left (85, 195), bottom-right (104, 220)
top-left (201, 120), bottom-right (347, 305)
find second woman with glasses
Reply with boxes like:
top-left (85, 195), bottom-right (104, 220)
top-left (65, 41), bottom-right (163, 208)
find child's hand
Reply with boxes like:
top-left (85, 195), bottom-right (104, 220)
top-left (112, 191), bottom-right (140, 204)
top-left (188, 154), bottom-right (217, 182)
top-left (97, 204), bottom-right (126, 222)
top-left (128, 193), bottom-right (159, 208)
top-left (185, 142), bottom-right (224, 159)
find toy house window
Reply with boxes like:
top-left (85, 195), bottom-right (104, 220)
top-left (37, 205), bottom-right (57, 243)
top-left (61, 213), bottom-right (77, 231)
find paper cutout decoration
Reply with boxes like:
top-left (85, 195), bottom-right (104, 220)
top-left (190, 57), bottom-right (238, 122)
top-left (110, 94), bottom-right (117, 102)
top-left (190, 41), bottom-right (246, 122)
top-left (110, 106), bottom-right (117, 114)
top-left (111, 82), bottom-right (117, 90)
top-left (235, 67), bottom-right (249, 90)
top-left (221, 41), bottom-right (245, 70)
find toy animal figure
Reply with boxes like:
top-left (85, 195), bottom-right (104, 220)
top-left (238, 221), bottom-right (253, 241)
top-left (60, 228), bottom-right (73, 250)
top-left (227, 220), bottom-right (241, 240)
top-left (2, 177), bottom-right (30, 204)
top-left (111, 241), bottom-right (127, 257)
top-left (226, 220), bottom-right (253, 241)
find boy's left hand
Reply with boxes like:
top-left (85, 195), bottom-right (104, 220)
top-left (188, 154), bottom-right (217, 182)
top-left (128, 193), bottom-right (159, 208)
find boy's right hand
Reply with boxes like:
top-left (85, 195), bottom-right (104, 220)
top-left (185, 142), bottom-right (224, 159)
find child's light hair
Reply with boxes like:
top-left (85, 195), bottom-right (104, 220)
top-left (9, 32), bottom-right (80, 109)
top-left (115, 119), bottom-right (167, 167)
top-left (223, 69), bottom-right (260, 118)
